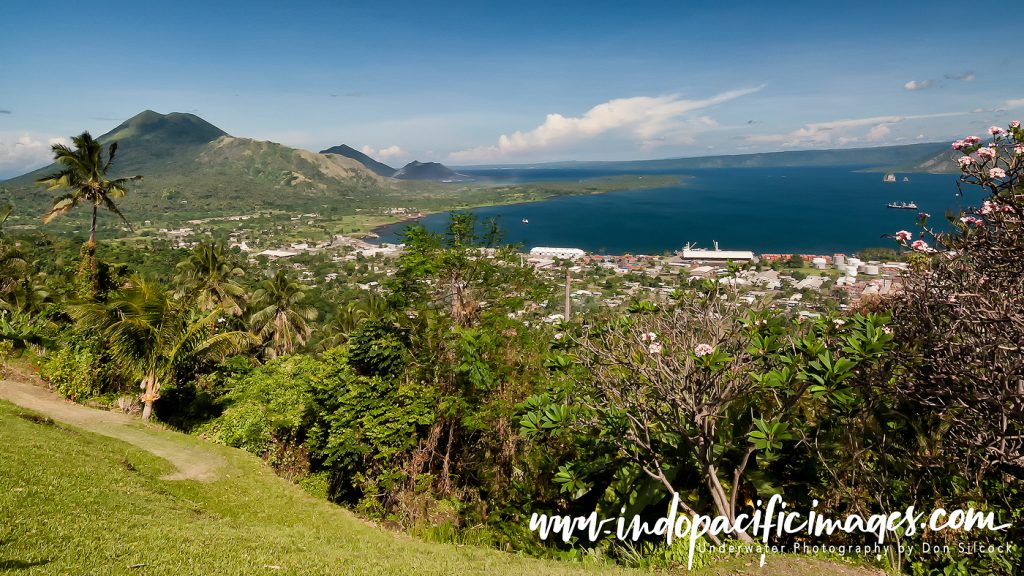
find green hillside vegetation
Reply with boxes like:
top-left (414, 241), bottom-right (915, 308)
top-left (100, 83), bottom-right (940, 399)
top-left (0, 398), bottom-right (621, 575)
top-left (2, 119), bottom-right (1022, 576)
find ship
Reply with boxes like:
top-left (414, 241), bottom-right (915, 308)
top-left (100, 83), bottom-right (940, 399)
top-left (883, 173), bottom-right (897, 183)
top-left (887, 201), bottom-right (918, 209)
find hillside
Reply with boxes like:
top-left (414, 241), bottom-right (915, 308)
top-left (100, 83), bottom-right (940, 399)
top-left (1, 110), bottom-right (391, 221)
top-left (900, 148), bottom-right (958, 173)
top-left (320, 144), bottom-right (397, 177)
top-left (0, 375), bottom-right (881, 576)
top-left (394, 160), bottom-right (472, 181)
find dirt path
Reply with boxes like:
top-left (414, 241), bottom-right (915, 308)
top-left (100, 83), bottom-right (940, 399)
top-left (0, 375), bottom-right (224, 481)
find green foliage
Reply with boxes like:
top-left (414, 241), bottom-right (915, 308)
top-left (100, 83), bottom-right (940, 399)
top-left (202, 355), bottom-right (321, 454)
top-left (0, 338), bottom-right (13, 377)
top-left (41, 345), bottom-right (101, 401)
top-left (346, 318), bottom-right (409, 378)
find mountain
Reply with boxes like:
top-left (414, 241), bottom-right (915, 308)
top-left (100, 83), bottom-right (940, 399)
top-left (899, 148), bottom-right (958, 173)
top-left (2, 110), bottom-right (389, 219)
top-left (392, 161), bottom-right (471, 182)
top-left (457, 142), bottom-right (952, 172)
top-left (319, 144), bottom-right (396, 177)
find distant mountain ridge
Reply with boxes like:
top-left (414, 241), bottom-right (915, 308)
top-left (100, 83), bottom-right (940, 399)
top-left (393, 161), bottom-right (471, 182)
top-left (456, 142), bottom-right (953, 172)
top-left (319, 144), bottom-right (397, 177)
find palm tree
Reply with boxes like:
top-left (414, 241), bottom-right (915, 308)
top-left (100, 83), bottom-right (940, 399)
top-left (173, 242), bottom-right (247, 315)
top-left (35, 132), bottom-right (141, 250)
top-left (0, 203), bottom-right (12, 234)
top-left (249, 270), bottom-right (317, 358)
top-left (318, 292), bottom-right (389, 350)
top-left (0, 241), bottom-right (27, 299)
top-left (70, 277), bottom-right (258, 421)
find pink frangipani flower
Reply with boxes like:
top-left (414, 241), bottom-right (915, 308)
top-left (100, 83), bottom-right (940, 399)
top-left (976, 147), bottom-right (997, 160)
top-left (911, 240), bottom-right (935, 253)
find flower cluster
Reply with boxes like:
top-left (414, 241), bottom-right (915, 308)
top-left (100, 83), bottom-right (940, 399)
top-left (694, 343), bottom-right (715, 357)
top-left (910, 239), bottom-right (936, 253)
top-left (641, 332), bottom-right (662, 354)
top-left (949, 120), bottom-right (1022, 185)
top-left (894, 120), bottom-right (1022, 250)
top-left (980, 200), bottom-right (1016, 215)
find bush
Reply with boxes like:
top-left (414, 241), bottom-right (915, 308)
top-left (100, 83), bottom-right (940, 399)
top-left (41, 346), bottom-right (100, 401)
top-left (200, 355), bottom-right (321, 454)
top-left (0, 339), bottom-right (13, 377)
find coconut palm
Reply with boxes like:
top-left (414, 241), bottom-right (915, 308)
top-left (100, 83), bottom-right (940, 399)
top-left (35, 132), bottom-right (141, 249)
top-left (0, 203), bottom-right (12, 234)
top-left (0, 241), bottom-right (27, 299)
top-left (318, 292), bottom-right (390, 350)
top-left (249, 270), bottom-right (317, 358)
top-left (70, 277), bottom-right (258, 421)
top-left (173, 242), bottom-right (247, 315)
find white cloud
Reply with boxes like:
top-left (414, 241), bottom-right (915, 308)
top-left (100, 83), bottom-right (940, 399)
top-left (904, 80), bottom-right (933, 91)
top-left (745, 112), bottom-right (964, 148)
top-left (449, 86), bottom-right (764, 162)
top-left (0, 133), bottom-right (65, 177)
top-left (866, 124), bottom-right (892, 141)
top-left (360, 144), bottom-right (405, 161)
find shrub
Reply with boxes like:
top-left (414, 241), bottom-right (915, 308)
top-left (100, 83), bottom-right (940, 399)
top-left (40, 346), bottom-right (100, 401)
top-left (0, 339), bottom-right (13, 377)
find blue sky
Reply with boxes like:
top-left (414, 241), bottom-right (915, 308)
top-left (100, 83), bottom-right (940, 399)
top-left (1, 0), bottom-right (1022, 176)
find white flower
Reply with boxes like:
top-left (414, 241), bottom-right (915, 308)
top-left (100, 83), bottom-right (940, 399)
top-left (694, 343), bottom-right (715, 357)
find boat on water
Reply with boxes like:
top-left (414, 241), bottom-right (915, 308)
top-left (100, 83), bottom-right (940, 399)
top-left (883, 173), bottom-right (897, 183)
top-left (887, 201), bottom-right (918, 209)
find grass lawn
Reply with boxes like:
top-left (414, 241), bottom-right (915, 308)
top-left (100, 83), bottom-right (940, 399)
top-left (0, 394), bottom-right (883, 576)
top-left (0, 399), bottom-right (628, 575)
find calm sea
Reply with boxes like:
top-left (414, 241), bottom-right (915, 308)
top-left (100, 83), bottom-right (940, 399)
top-left (374, 167), bottom-right (970, 255)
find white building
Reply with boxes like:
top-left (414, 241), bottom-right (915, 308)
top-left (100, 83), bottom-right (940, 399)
top-left (529, 247), bottom-right (586, 260)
